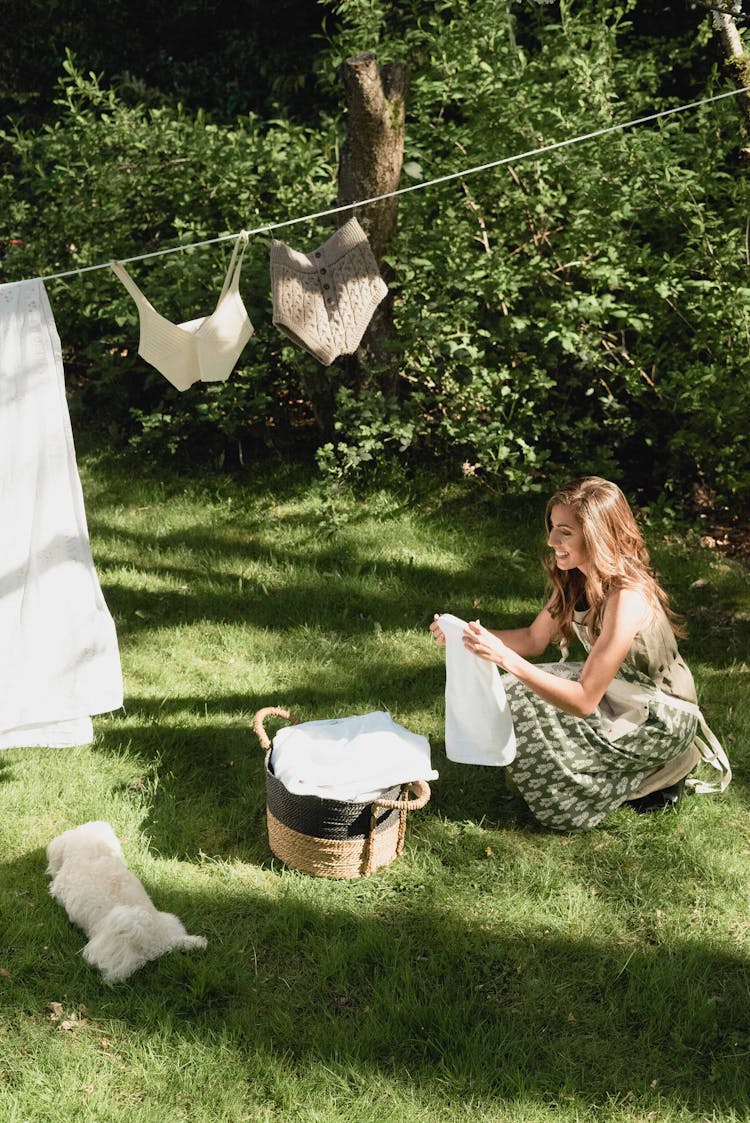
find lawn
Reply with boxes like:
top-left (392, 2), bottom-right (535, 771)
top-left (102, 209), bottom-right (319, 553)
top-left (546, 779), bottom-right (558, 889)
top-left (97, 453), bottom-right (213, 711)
top-left (0, 454), bottom-right (748, 1123)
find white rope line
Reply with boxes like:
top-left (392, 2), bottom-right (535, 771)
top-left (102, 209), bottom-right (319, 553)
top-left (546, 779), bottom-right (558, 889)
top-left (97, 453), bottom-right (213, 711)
top-left (37, 83), bottom-right (750, 283)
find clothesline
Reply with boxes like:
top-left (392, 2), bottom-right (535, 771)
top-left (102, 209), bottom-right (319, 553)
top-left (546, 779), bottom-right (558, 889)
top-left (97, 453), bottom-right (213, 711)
top-left (36, 83), bottom-right (750, 284)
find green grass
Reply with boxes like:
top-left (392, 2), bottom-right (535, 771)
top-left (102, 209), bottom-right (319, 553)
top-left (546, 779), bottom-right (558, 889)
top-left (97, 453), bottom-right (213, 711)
top-left (1, 454), bottom-right (748, 1122)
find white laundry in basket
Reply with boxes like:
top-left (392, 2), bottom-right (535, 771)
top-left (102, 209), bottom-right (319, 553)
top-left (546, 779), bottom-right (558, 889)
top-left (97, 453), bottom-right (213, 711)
top-left (270, 710), bottom-right (438, 801)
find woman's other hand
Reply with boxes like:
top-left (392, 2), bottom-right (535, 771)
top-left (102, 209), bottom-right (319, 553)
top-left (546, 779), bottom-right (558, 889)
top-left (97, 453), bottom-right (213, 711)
top-left (430, 614), bottom-right (446, 645)
top-left (462, 619), bottom-right (510, 668)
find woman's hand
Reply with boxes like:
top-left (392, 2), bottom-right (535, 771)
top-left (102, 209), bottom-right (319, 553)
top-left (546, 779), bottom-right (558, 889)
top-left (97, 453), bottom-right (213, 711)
top-left (430, 614), bottom-right (446, 645)
top-left (462, 619), bottom-right (512, 668)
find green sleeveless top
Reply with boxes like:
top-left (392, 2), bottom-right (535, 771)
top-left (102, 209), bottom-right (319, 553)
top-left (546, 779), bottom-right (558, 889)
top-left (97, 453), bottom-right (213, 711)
top-left (573, 603), bottom-right (697, 704)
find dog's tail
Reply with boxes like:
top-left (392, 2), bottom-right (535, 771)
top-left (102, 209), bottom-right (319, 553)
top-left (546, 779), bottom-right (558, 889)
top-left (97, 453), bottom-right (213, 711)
top-left (155, 909), bottom-right (208, 951)
top-left (173, 932), bottom-right (209, 951)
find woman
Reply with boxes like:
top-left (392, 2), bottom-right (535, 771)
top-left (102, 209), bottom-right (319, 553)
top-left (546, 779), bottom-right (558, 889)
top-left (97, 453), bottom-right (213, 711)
top-left (431, 476), bottom-right (730, 831)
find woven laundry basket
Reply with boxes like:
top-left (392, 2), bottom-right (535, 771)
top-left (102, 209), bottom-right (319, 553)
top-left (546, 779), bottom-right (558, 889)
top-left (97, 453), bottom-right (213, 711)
top-left (253, 707), bottom-right (431, 879)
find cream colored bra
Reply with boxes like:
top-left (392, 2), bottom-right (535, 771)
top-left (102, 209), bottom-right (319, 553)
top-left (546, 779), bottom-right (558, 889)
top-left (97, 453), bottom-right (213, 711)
top-left (110, 232), bottom-right (254, 392)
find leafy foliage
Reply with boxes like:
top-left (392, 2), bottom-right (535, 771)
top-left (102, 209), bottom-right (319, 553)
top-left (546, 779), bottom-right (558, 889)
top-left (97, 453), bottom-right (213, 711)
top-left (0, 0), bottom-right (332, 125)
top-left (316, 0), bottom-right (750, 504)
top-left (1, 3), bottom-right (749, 507)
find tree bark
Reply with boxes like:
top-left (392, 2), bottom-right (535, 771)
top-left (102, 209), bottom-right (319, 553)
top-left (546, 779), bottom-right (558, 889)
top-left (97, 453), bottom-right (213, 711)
top-left (700, 3), bottom-right (750, 139)
top-left (337, 51), bottom-right (408, 261)
top-left (715, 13), bottom-right (750, 131)
top-left (337, 52), bottom-right (408, 392)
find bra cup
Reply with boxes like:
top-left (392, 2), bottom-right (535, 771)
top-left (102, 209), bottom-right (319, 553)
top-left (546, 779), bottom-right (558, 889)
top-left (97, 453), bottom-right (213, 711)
top-left (179, 315), bottom-right (207, 336)
top-left (191, 288), bottom-right (254, 383)
top-left (136, 305), bottom-right (202, 392)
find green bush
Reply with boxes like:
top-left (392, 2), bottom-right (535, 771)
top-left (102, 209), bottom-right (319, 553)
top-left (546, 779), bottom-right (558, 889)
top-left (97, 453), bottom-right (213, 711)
top-left (2, 3), bottom-right (749, 509)
top-left (315, 0), bottom-right (750, 505)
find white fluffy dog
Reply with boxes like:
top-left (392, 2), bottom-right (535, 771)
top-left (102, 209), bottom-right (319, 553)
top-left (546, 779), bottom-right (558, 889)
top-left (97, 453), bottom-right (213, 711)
top-left (46, 821), bottom-right (207, 983)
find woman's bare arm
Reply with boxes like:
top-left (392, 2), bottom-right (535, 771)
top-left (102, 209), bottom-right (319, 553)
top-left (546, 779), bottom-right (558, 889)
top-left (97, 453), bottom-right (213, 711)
top-left (463, 588), bottom-right (651, 717)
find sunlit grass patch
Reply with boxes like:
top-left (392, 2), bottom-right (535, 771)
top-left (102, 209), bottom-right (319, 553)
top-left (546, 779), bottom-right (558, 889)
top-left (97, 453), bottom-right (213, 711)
top-left (0, 456), bottom-right (748, 1122)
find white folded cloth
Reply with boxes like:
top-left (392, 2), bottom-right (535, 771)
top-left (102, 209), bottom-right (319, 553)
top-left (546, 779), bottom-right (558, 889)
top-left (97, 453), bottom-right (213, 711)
top-left (439, 613), bottom-right (516, 766)
top-left (270, 710), bottom-right (438, 801)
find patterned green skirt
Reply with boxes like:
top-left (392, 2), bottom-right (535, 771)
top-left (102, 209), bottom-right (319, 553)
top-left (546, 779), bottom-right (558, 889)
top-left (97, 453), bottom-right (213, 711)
top-left (503, 664), bottom-right (698, 832)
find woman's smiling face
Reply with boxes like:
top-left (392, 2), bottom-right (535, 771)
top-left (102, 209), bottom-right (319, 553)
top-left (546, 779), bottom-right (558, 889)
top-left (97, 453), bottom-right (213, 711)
top-left (547, 503), bottom-right (589, 575)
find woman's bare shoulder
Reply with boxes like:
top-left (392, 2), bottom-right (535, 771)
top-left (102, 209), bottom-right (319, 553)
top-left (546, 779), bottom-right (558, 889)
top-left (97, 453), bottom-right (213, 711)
top-left (603, 585), bottom-right (653, 630)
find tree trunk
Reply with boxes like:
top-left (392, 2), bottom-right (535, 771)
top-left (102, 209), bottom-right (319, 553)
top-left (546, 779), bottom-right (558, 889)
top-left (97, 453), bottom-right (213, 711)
top-left (702, 4), bottom-right (750, 142)
top-left (338, 51), bottom-right (408, 260)
top-left (337, 51), bottom-right (408, 393)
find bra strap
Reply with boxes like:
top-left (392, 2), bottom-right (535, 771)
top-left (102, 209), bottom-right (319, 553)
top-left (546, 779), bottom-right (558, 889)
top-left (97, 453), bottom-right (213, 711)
top-left (110, 260), bottom-right (150, 309)
top-left (218, 230), bottom-right (249, 301)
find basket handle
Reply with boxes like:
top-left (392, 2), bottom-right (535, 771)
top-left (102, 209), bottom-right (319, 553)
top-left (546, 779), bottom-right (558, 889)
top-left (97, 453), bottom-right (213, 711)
top-left (373, 779), bottom-right (431, 813)
top-left (253, 706), bottom-right (300, 750)
top-left (364, 779), bottom-right (432, 875)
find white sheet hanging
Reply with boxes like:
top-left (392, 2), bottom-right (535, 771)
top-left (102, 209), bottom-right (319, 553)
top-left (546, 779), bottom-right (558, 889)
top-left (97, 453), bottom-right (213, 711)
top-left (0, 278), bottom-right (123, 747)
top-left (439, 613), bottom-right (516, 766)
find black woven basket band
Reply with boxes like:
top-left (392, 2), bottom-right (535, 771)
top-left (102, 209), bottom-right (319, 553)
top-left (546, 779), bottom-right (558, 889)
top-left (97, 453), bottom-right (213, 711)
top-left (266, 763), bottom-right (403, 841)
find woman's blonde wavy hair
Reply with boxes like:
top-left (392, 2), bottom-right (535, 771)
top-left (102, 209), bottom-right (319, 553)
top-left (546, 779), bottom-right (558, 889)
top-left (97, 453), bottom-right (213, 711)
top-left (543, 476), bottom-right (682, 644)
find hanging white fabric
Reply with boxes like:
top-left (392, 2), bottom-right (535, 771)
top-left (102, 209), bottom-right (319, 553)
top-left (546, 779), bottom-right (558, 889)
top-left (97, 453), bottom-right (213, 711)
top-left (0, 278), bottom-right (123, 747)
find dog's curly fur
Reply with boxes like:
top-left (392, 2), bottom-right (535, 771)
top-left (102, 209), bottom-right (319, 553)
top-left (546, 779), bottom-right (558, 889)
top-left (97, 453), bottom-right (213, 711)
top-left (46, 821), bottom-right (207, 983)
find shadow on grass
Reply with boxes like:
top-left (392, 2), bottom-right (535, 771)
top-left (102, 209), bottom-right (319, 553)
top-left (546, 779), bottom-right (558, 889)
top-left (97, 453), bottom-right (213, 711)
top-left (93, 521), bottom-right (545, 642)
top-left (0, 753), bottom-right (15, 784)
top-left (2, 851), bottom-right (749, 1117)
top-left (88, 501), bottom-right (750, 679)
top-left (94, 686), bottom-right (529, 864)
top-left (96, 647), bottom-right (747, 864)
